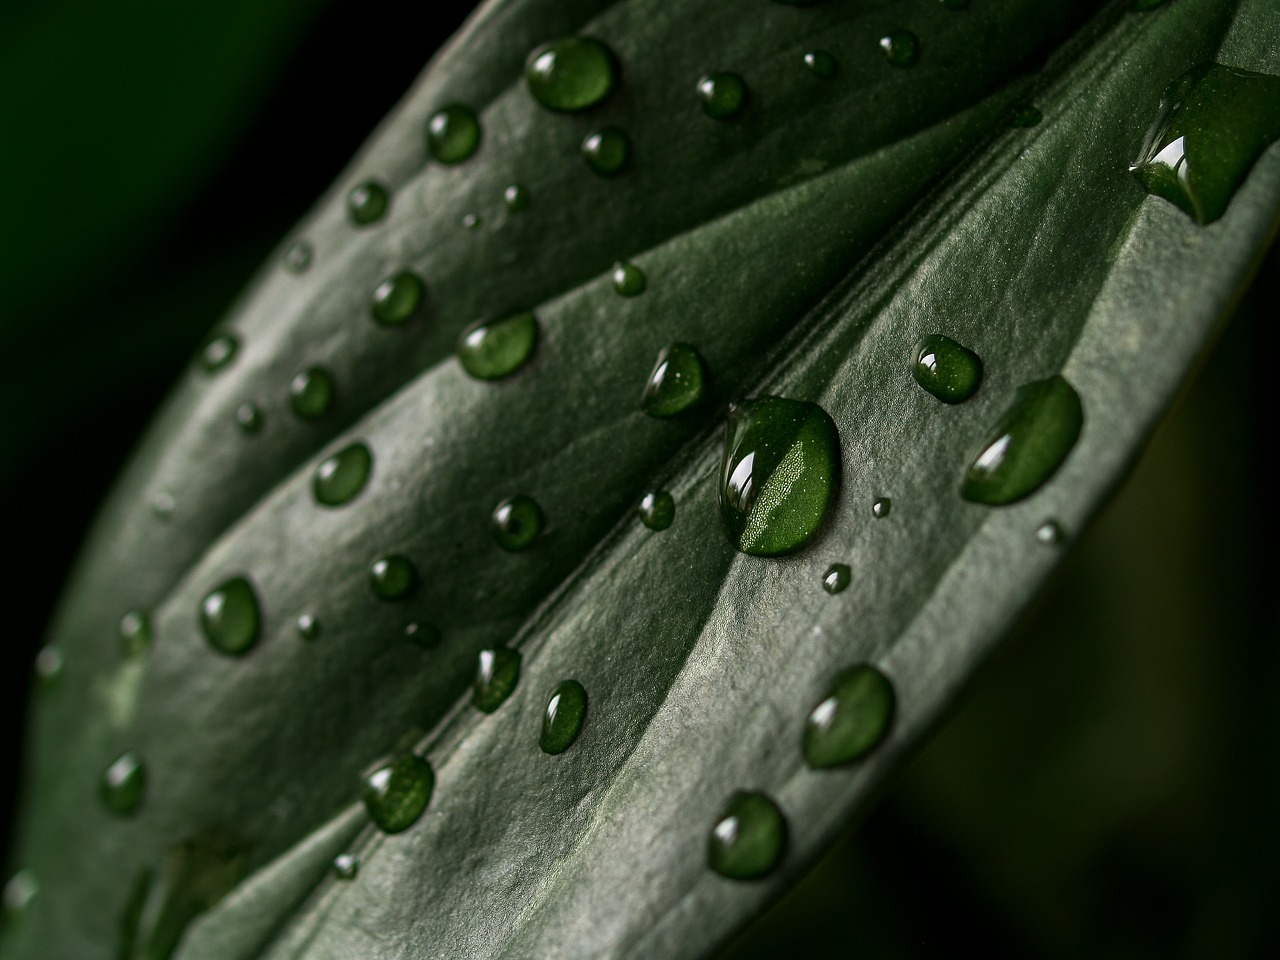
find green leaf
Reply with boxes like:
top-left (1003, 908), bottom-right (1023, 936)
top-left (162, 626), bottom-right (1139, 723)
top-left (6, 0), bottom-right (1278, 958)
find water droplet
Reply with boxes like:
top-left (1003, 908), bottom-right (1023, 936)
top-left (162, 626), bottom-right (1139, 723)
top-left (283, 241), bottom-right (312, 273)
top-left (541, 680), bottom-right (588, 755)
top-left (638, 491), bottom-right (676, 531)
top-left (872, 497), bottom-right (892, 519)
top-left (707, 791), bottom-right (787, 880)
top-left (821, 563), bottom-right (850, 594)
top-left (474, 648), bottom-right (521, 713)
top-left (362, 754), bottom-right (433, 834)
top-left (461, 212), bottom-right (480, 230)
top-left (427, 104), bottom-right (481, 163)
top-left (940, 0), bottom-right (970, 9)
top-left (696, 72), bottom-right (748, 119)
top-left (641, 343), bottom-right (709, 418)
top-left (1130, 63), bottom-right (1280, 225)
top-left (912, 334), bottom-right (983, 404)
top-left (3, 869), bottom-right (38, 916)
top-left (1010, 104), bottom-right (1042, 127)
top-left (719, 397), bottom-right (841, 556)
top-left (235, 402), bottom-right (263, 434)
top-left (458, 312), bottom-right (538, 380)
top-left (1036, 520), bottom-right (1065, 545)
top-left (611, 261), bottom-right (646, 296)
top-left (581, 127), bottom-right (630, 177)
top-left (101, 752), bottom-right (147, 816)
top-left (369, 555), bottom-right (417, 601)
top-left (525, 37), bottom-right (618, 112)
top-left (491, 495), bottom-right (544, 551)
top-left (332, 854), bottom-right (359, 880)
top-left (314, 442), bottom-right (372, 507)
top-left (803, 50), bottom-right (837, 78)
top-left (879, 30), bottom-right (919, 68)
top-left (961, 375), bottom-right (1083, 505)
top-left (118, 610), bottom-right (151, 657)
top-left (289, 367), bottom-right (335, 420)
top-left (34, 646), bottom-right (64, 686)
top-left (347, 180), bottom-right (389, 226)
top-left (198, 334), bottom-right (238, 373)
top-left (200, 577), bottom-right (261, 655)
top-left (151, 492), bottom-right (176, 519)
top-left (296, 613), bottom-right (320, 640)
top-left (370, 271), bottom-right (425, 326)
top-left (503, 183), bottom-right (530, 211)
top-left (403, 622), bottom-right (441, 649)
top-left (803, 664), bottom-right (894, 768)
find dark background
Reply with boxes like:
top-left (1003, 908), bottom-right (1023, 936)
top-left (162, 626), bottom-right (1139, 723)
top-left (1, 1), bottom-right (1274, 956)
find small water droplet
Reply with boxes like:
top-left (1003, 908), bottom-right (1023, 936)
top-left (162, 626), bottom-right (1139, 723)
top-left (458, 312), bottom-right (538, 380)
top-left (403, 622), bottom-right (441, 649)
top-left (461, 212), bottom-right (481, 230)
top-left (3, 869), bottom-right (38, 916)
top-left (540, 680), bottom-right (588, 755)
top-left (118, 610), bottom-right (151, 657)
top-left (296, 613), bottom-right (320, 640)
top-left (525, 37), bottom-right (618, 112)
top-left (347, 180), bottom-right (389, 226)
top-left (332, 854), bottom-right (359, 880)
top-left (370, 271), bottom-right (425, 326)
top-left (427, 104), bottom-right (481, 163)
top-left (369, 555), bottom-right (417, 601)
top-left (872, 497), bottom-right (892, 519)
top-left (314, 442), bottom-right (372, 507)
top-left (696, 72), bottom-right (748, 119)
top-left (491, 495), bottom-right (545, 551)
top-left (581, 127), bottom-right (630, 177)
top-left (802, 49), bottom-right (837, 78)
top-left (1130, 63), bottom-right (1280, 225)
top-left (503, 183), bottom-right (531, 211)
top-left (474, 648), bottom-right (521, 713)
top-left (719, 397), bottom-right (841, 556)
top-left (151, 492), bottom-right (176, 519)
top-left (822, 563), bottom-right (850, 595)
top-left (611, 261), bottom-right (646, 296)
top-left (879, 30), bottom-right (919, 68)
top-left (638, 491), bottom-right (676, 531)
top-left (198, 334), bottom-right (238, 373)
top-left (641, 343), bottom-right (709, 418)
top-left (283, 241), bottom-right (312, 273)
top-left (362, 754), bottom-right (433, 834)
top-left (200, 577), bottom-right (261, 655)
top-left (101, 752), bottom-right (147, 816)
top-left (708, 791), bottom-right (787, 880)
top-left (1036, 520), bottom-right (1065, 545)
top-left (961, 375), bottom-right (1083, 505)
top-left (912, 334), bottom-right (983, 404)
top-left (235, 402), bottom-right (263, 434)
top-left (34, 646), bottom-right (64, 688)
top-left (1010, 103), bottom-right (1042, 127)
top-left (289, 367), bottom-right (335, 420)
top-left (803, 664), bottom-right (895, 768)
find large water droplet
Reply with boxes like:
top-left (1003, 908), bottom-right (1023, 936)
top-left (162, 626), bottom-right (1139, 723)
top-left (1130, 63), bottom-right (1280, 225)
top-left (540, 679), bottom-right (588, 755)
top-left (612, 261), bottom-right (646, 296)
top-left (879, 31), bottom-right (919, 68)
top-left (369, 555), bottom-right (417, 601)
top-left (347, 180), bottom-right (389, 225)
top-left (314, 443), bottom-right (372, 506)
top-left (803, 49), bottom-right (837, 78)
top-left (582, 127), bottom-right (630, 176)
top-left (638, 491), bottom-right (676, 530)
top-left (822, 563), bottom-right (850, 595)
top-left (370, 271), bottom-right (425, 326)
top-left (474, 648), bottom-right (521, 713)
top-left (641, 343), bottom-right (708, 418)
top-left (803, 664), bottom-right (895, 769)
top-left (235, 402), bottom-right (263, 434)
top-left (200, 577), bottom-right (261, 655)
top-left (708, 791), bottom-right (787, 880)
top-left (362, 754), bottom-right (433, 834)
top-left (697, 72), bottom-right (748, 119)
top-left (427, 104), bottom-right (481, 164)
top-left (101, 752), bottom-right (147, 816)
top-left (198, 334), bottom-right (238, 373)
top-left (332, 854), bottom-right (359, 880)
top-left (289, 367), bottom-right (335, 420)
top-left (458, 312), bottom-right (538, 380)
top-left (118, 610), bottom-right (151, 657)
top-left (525, 37), bottom-right (618, 112)
top-left (719, 397), bottom-right (841, 556)
top-left (912, 335), bottom-right (983, 404)
top-left (961, 375), bottom-right (1083, 505)
top-left (491, 495), bottom-right (544, 551)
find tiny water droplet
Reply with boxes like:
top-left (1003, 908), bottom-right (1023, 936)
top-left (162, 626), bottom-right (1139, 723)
top-left (3, 869), bottom-right (38, 915)
top-left (803, 664), bottom-right (894, 768)
top-left (296, 613), bottom-right (320, 640)
top-left (491, 495), bottom-right (544, 551)
top-left (332, 854), bottom-right (359, 880)
top-left (314, 442), bottom-right (372, 507)
top-left (150, 492), bottom-right (176, 519)
top-left (803, 49), bottom-right (837, 78)
top-left (541, 679), bottom-right (588, 755)
top-left (118, 610), bottom-right (151, 657)
top-left (708, 791), bottom-right (787, 880)
top-left (582, 127), bottom-right (630, 176)
top-left (611, 261), bottom-right (646, 296)
top-left (458, 312), bottom-right (538, 380)
top-left (283, 241), bottom-right (312, 273)
top-left (200, 577), bottom-right (261, 655)
top-left (525, 37), bottom-right (618, 112)
top-left (427, 104), bottom-right (481, 163)
top-left (720, 397), bottom-right (841, 556)
top-left (101, 752), bottom-right (147, 816)
top-left (34, 646), bottom-right (64, 687)
top-left (912, 334), bottom-right (983, 404)
top-left (696, 72), bottom-right (748, 119)
top-left (362, 754), bottom-right (434, 834)
top-left (348, 180), bottom-right (389, 225)
top-left (369, 555), bottom-right (417, 601)
top-left (822, 563), bottom-right (850, 595)
top-left (235, 402), bottom-right (263, 434)
top-left (503, 183), bottom-right (530, 211)
top-left (1010, 104), bottom-right (1042, 127)
top-left (403, 622), bottom-right (441, 649)
top-left (474, 648), bottom-right (521, 713)
top-left (872, 497), bottom-right (891, 519)
top-left (289, 367), bottom-right (335, 420)
top-left (638, 491), bottom-right (676, 531)
top-left (1036, 520), bottom-right (1065, 545)
top-left (961, 375), bottom-right (1083, 506)
top-left (641, 343), bottom-right (709, 418)
top-left (198, 334), bottom-right (238, 373)
top-left (879, 30), bottom-right (919, 68)
top-left (370, 271), bottom-right (425, 326)
top-left (461, 212), bottom-right (480, 230)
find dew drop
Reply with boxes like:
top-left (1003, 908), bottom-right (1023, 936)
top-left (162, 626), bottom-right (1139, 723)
top-left (296, 613), bottom-right (320, 640)
top-left (3, 869), bottom-right (38, 916)
top-left (912, 334), bottom-right (983, 404)
top-left (503, 183), bottom-right (531, 211)
top-left (427, 104), bottom-right (481, 164)
top-left (582, 127), bottom-right (630, 177)
top-left (641, 343), bottom-right (709, 418)
top-left (491, 495), bottom-right (544, 551)
top-left (403, 622), bottom-right (441, 649)
top-left (198, 334), bottom-right (238, 373)
top-left (289, 367), bottom-right (335, 420)
top-left (879, 30), bottom-right (919, 68)
top-left (719, 397), bottom-right (841, 556)
top-left (541, 679), bottom-right (588, 755)
top-left (1036, 520), bottom-right (1066, 545)
top-left (118, 610), bottom-right (151, 657)
top-left (461, 212), bottom-right (480, 230)
top-left (458, 312), bottom-right (538, 380)
top-left (235, 402), bottom-right (263, 434)
top-left (961, 375), bottom-right (1083, 506)
top-left (525, 37), bottom-right (618, 112)
top-left (708, 791), bottom-right (787, 880)
top-left (803, 49), bottom-right (837, 78)
top-left (347, 180), bottom-right (389, 226)
top-left (803, 664), bottom-right (895, 769)
top-left (369, 555), bottom-right (417, 601)
top-left (611, 260), bottom-right (646, 296)
top-left (362, 754), bottom-right (433, 834)
top-left (638, 491), bottom-right (676, 531)
top-left (474, 648), bottom-right (521, 713)
top-left (101, 752), bottom-right (147, 816)
top-left (696, 72), bottom-right (748, 119)
top-left (332, 854), bottom-right (359, 880)
top-left (1010, 104), bottom-right (1043, 128)
top-left (283, 241), bottom-right (312, 273)
top-left (822, 563), bottom-right (850, 595)
top-left (872, 497), bottom-right (892, 519)
top-left (200, 577), bottom-right (261, 655)
top-left (34, 646), bottom-right (64, 687)
top-left (314, 442), bottom-right (372, 507)
top-left (370, 271), bottom-right (425, 326)
top-left (150, 492), bottom-right (176, 519)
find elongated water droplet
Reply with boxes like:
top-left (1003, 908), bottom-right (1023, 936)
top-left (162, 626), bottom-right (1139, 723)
top-left (642, 343), bottom-right (708, 418)
top-left (332, 854), bottom-right (359, 880)
top-left (1010, 104), bottom-right (1042, 127)
top-left (912, 334), bottom-right (983, 404)
top-left (427, 104), bottom-right (481, 163)
top-left (289, 367), bottom-right (335, 420)
top-left (638, 491), bottom-right (675, 531)
top-left (474, 648), bottom-right (521, 713)
top-left (720, 397), bottom-right (841, 556)
top-left (1036, 520), bottom-right (1065, 545)
top-left (118, 610), bottom-right (151, 657)
top-left (369, 555), bottom-right (417, 601)
top-left (347, 180), bottom-right (389, 225)
top-left (3, 869), bottom-right (38, 916)
top-left (822, 563), bottom-right (850, 595)
top-left (582, 127), bottom-right (630, 176)
top-left (491, 495), bottom-right (544, 551)
top-left (1130, 64), bottom-right (1280, 225)
top-left (503, 183), bottom-right (530, 211)
top-left (872, 497), bottom-right (891, 519)
top-left (235, 402), bottom-right (263, 434)
top-left (362, 754), bottom-right (433, 834)
top-left (198, 334), bottom-right (238, 373)
top-left (879, 31), bottom-right (919, 67)
top-left (34, 646), bottom-right (64, 687)
top-left (283, 241), bottom-right (312, 273)
top-left (803, 664), bottom-right (895, 768)
top-left (697, 72), bottom-right (748, 119)
top-left (612, 261), bottom-right (646, 296)
top-left (458, 312), bottom-right (538, 380)
top-left (200, 577), bottom-right (261, 655)
top-left (541, 679), bottom-right (588, 754)
top-left (101, 752), bottom-right (147, 816)
top-left (803, 50), bottom-right (837, 78)
top-left (314, 442), bottom-right (372, 506)
top-left (370, 271), bottom-right (425, 326)
top-left (525, 37), bottom-right (618, 112)
top-left (962, 375), bottom-right (1083, 505)
top-left (708, 791), bottom-right (787, 880)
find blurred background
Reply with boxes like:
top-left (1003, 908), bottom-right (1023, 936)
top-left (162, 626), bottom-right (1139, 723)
top-left (0, 1), bottom-right (1274, 956)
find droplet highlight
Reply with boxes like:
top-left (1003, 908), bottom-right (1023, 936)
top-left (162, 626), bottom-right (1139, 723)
top-left (474, 648), bottom-right (521, 713)
top-left (822, 563), bottom-right (850, 595)
top-left (427, 104), bottom-right (481, 164)
top-left (370, 271), bottom-right (425, 326)
top-left (641, 343), bottom-right (708, 418)
top-left (458, 312), bottom-right (538, 380)
top-left (118, 610), bottom-right (151, 657)
top-left (540, 679), bottom-right (588, 755)
top-left (582, 127), bottom-right (630, 177)
top-left (314, 443), bottom-right (372, 507)
top-left (879, 31), bottom-right (919, 68)
top-left (491, 495), bottom-right (544, 551)
top-left (708, 791), bottom-right (787, 880)
top-left (696, 72), bottom-right (748, 119)
top-left (200, 576), bottom-right (261, 655)
top-left (101, 752), bottom-right (147, 816)
top-left (525, 37), bottom-right (618, 112)
top-left (1036, 520), bottom-right (1066, 545)
top-left (289, 367), bottom-right (335, 420)
top-left (347, 180), bottom-right (389, 225)
top-left (912, 335), bottom-right (983, 404)
top-left (369, 555), bottom-right (417, 601)
top-left (803, 664), bottom-right (895, 769)
top-left (612, 261), bottom-right (646, 296)
top-left (638, 491), bottom-right (676, 531)
top-left (362, 754), bottom-right (434, 834)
